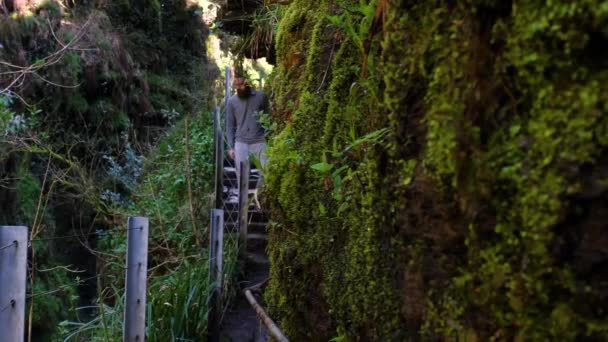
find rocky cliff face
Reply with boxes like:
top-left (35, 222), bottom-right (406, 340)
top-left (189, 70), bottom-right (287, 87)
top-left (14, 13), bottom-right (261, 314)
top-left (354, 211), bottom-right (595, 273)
top-left (265, 0), bottom-right (608, 340)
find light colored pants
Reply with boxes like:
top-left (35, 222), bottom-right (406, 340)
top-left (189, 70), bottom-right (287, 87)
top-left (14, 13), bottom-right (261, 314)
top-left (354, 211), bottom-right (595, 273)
top-left (235, 141), bottom-right (268, 189)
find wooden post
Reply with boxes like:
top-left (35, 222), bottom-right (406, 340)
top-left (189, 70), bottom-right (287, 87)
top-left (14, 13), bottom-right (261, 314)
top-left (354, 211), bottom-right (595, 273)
top-left (225, 66), bottom-right (231, 103)
top-left (214, 107), bottom-right (224, 209)
top-left (238, 161), bottom-right (249, 258)
top-left (123, 217), bottom-right (149, 342)
top-left (208, 209), bottom-right (224, 342)
top-left (214, 210), bottom-right (224, 292)
top-left (208, 210), bottom-right (218, 342)
top-left (0, 226), bottom-right (28, 342)
top-left (211, 209), bottom-right (224, 294)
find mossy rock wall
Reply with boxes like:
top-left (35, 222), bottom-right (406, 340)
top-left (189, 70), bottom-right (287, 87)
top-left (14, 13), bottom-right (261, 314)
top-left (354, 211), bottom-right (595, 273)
top-left (265, 0), bottom-right (608, 340)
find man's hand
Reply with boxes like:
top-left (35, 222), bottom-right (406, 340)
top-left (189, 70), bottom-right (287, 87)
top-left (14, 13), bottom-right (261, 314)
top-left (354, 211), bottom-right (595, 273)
top-left (229, 149), bottom-right (235, 160)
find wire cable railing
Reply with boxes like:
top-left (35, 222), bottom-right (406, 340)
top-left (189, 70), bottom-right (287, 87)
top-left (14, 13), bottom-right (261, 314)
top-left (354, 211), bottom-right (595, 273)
top-left (0, 240), bottom-right (17, 251)
top-left (0, 219), bottom-right (150, 340)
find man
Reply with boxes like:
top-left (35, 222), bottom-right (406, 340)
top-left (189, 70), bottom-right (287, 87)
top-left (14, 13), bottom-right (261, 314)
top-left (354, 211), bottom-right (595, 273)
top-left (225, 73), bottom-right (269, 192)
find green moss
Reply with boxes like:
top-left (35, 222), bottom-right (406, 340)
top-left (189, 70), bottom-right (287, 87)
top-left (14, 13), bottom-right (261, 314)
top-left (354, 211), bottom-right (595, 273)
top-left (266, 0), bottom-right (608, 340)
top-left (36, 0), bottom-right (62, 18)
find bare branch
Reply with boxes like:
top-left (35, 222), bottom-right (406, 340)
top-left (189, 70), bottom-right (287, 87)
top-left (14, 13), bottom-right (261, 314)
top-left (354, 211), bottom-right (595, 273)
top-left (0, 14), bottom-right (95, 103)
top-left (33, 72), bottom-right (83, 89)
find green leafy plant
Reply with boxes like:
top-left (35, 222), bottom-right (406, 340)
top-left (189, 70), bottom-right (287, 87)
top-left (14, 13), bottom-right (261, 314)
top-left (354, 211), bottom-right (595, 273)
top-left (0, 94), bottom-right (15, 134)
top-left (327, 0), bottom-right (377, 56)
top-left (311, 127), bottom-right (389, 205)
top-left (235, 2), bottom-right (284, 59)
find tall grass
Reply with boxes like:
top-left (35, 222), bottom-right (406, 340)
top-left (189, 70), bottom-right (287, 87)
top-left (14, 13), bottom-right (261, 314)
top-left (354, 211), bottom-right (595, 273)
top-left (59, 246), bottom-right (240, 341)
top-left (57, 113), bottom-right (240, 341)
top-left (235, 1), bottom-right (284, 58)
top-left (147, 259), bottom-right (212, 341)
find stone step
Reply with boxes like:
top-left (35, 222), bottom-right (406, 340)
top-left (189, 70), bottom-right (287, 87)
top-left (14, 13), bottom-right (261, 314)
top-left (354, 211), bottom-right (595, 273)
top-left (247, 233), bottom-right (268, 240)
top-left (225, 221), bottom-right (267, 234)
top-left (246, 251), bottom-right (270, 266)
top-left (221, 194), bottom-right (264, 209)
top-left (247, 233), bottom-right (268, 251)
top-left (222, 208), bottom-right (268, 216)
top-left (223, 210), bottom-right (268, 223)
top-left (223, 179), bottom-right (259, 190)
top-left (223, 166), bottom-right (262, 190)
top-left (225, 221), bottom-right (267, 228)
top-left (248, 222), bottom-right (267, 234)
top-left (223, 169), bottom-right (261, 181)
top-left (244, 253), bottom-right (270, 277)
top-left (242, 270), bottom-right (269, 291)
top-left (223, 166), bottom-right (262, 178)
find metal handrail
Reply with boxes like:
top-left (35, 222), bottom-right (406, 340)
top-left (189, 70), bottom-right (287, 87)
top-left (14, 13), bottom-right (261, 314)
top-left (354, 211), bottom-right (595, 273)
top-left (244, 288), bottom-right (290, 342)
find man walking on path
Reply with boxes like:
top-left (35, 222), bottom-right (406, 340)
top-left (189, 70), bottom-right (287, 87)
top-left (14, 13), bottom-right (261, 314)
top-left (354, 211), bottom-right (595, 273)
top-left (226, 73), bottom-right (269, 192)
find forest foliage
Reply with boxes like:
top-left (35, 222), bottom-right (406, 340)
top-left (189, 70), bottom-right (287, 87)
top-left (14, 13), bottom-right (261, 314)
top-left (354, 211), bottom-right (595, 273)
top-left (0, 0), bottom-right (229, 339)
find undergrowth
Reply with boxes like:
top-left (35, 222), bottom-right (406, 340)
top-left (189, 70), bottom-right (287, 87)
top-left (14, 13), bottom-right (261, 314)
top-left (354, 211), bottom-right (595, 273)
top-left (0, 0), bottom-right (225, 338)
top-left (58, 113), bottom-right (239, 341)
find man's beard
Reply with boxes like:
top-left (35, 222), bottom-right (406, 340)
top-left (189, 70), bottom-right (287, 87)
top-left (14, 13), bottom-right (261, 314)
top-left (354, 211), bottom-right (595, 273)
top-left (237, 87), bottom-right (252, 98)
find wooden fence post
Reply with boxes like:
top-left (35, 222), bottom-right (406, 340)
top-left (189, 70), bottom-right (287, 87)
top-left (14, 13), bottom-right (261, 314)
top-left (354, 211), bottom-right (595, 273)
top-left (0, 226), bottom-right (28, 342)
top-left (208, 209), bottom-right (224, 342)
top-left (123, 217), bottom-right (149, 342)
top-left (214, 107), bottom-right (224, 209)
top-left (238, 161), bottom-right (250, 258)
top-left (225, 66), bottom-right (231, 104)
top-left (213, 210), bottom-right (224, 299)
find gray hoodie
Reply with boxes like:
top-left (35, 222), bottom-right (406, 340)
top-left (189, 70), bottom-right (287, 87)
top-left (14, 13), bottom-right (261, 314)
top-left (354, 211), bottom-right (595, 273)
top-left (225, 90), bottom-right (268, 148)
